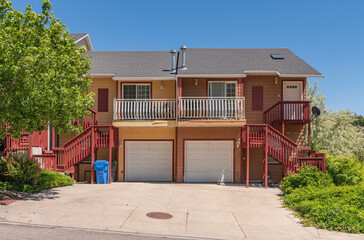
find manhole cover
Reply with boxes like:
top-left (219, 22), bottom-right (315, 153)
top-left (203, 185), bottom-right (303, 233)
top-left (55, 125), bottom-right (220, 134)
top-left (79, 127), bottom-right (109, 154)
top-left (146, 212), bottom-right (173, 220)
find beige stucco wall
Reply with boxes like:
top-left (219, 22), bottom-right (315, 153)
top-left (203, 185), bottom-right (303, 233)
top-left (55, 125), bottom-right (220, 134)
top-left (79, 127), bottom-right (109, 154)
top-left (117, 80), bottom-right (176, 100)
top-left (90, 77), bottom-right (116, 125)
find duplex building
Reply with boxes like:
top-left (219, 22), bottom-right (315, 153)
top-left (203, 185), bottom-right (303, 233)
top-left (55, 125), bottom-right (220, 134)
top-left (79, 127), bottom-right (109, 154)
top-left (4, 33), bottom-right (326, 187)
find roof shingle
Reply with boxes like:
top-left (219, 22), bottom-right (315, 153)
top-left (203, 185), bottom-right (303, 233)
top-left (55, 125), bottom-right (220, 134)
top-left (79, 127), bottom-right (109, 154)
top-left (86, 48), bottom-right (322, 78)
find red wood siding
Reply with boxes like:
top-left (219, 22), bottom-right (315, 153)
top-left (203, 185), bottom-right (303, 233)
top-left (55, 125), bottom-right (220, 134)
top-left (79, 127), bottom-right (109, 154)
top-left (252, 86), bottom-right (263, 111)
top-left (98, 88), bottom-right (109, 112)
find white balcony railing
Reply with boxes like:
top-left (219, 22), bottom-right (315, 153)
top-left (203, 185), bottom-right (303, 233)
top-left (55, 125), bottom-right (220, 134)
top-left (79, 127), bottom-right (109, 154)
top-left (113, 97), bottom-right (246, 121)
top-left (179, 97), bottom-right (245, 119)
top-left (113, 99), bottom-right (176, 121)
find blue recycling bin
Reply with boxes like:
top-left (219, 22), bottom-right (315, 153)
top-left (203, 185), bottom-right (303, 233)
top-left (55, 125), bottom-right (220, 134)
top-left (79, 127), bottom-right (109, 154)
top-left (94, 160), bottom-right (109, 184)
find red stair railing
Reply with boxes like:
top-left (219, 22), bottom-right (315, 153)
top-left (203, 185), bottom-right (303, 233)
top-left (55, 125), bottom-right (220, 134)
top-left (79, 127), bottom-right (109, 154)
top-left (53, 126), bottom-right (116, 172)
top-left (263, 101), bottom-right (311, 126)
top-left (245, 124), bottom-right (325, 173)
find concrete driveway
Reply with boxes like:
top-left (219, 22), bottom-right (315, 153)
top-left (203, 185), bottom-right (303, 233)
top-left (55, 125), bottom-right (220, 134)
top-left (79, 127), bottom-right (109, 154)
top-left (0, 183), bottom-right (363, 240)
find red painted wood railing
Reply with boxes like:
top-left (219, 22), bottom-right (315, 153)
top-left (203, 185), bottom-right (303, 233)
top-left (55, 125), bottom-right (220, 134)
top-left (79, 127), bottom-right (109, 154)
top-left (72, 108), bottom-right (98, 131)
top-left (263, 101), bottom-right (311, 126)
top-left (243, 124), bottom-right (325, 173)
top-left (53, 126), bottom-right (116, 172)
top-left (266, 125), bottom-right (298, 173)
top-left (33, 154), bottom-right (57, 170)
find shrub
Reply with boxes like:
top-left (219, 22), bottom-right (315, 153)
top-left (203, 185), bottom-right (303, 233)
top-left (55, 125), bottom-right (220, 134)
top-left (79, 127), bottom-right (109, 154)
top-left (0, 170), bottom-right (73, 193)
top-left (283, 185), bottom-right (364, 233)
top-left (281, 166), bottom-right (333, 194)
top-left (0, 156), bottom-right (41, 185)
top-left (326, 154), bottom-right (364, 186)
top-left (38, 170), bottom-right (74, 189)
top-left (0, 156), bottom-right (73, 193)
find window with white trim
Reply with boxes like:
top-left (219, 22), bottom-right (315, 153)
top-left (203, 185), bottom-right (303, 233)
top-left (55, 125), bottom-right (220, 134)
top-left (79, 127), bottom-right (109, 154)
top-left (122, 84), bottom-right (150, 99)
top-left (208, 82), bottom-right (237, 97)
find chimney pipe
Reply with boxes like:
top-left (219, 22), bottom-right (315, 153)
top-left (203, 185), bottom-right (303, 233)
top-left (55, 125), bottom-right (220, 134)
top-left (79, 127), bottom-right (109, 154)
top-left (180, 45), bottom-right (187, 70)
top-left (170, 50), bottom-right (177, 73)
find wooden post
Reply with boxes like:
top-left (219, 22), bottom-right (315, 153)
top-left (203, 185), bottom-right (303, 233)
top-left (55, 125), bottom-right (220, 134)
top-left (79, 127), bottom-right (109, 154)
top-left (264, 125), bottom-right (268, 188)
top-left (28, 134), bottom-right (32, 159)
top-left (246, 126), bottom-right (250, 188)
top-left (91, 127), bottom-right (95, 184)
top-left (307, 102), bottom-right (311, 149)
top-left (177, 77), bottom-right (182, 119)
top-left (109, 127), bottom-right (113, 184)
top-left (175, 127), bottom-right (178, 182)
top-left (281, 102), bottom-right (285, 135)
top-left (115, 129), bottom-right (119, 182)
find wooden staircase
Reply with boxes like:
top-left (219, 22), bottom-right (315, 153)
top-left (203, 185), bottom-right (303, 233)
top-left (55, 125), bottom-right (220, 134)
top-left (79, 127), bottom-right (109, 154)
top-left (52, 125), bottom-right (117, 174)
top-left (3, 108), bottom-right (117, 182)
top-left (243, 123), bottom-right (326, 187)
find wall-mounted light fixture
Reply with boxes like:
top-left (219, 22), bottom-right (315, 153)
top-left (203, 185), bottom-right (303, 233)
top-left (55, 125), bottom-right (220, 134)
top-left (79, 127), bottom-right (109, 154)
top-left (160, 81), bottom-right (164, 89)
top-left (275, 77), bottom-right (279, 85)
top-left (194, 79), bottom-right (198, 86)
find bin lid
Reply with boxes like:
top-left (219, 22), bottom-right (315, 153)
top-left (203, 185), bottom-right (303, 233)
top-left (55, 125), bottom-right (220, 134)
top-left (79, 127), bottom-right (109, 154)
top-left (94, 160), bottom-right (109, 168)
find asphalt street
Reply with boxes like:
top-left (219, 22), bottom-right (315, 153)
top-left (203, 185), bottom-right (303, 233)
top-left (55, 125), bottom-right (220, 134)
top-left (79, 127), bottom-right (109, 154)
top-left (0, 223), bottom-right (190, 240)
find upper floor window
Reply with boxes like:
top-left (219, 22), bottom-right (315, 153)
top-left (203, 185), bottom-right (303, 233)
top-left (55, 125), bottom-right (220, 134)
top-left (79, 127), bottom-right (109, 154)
top-left (208, 82), bottom-right (236, 97)
top-left (122, 84), bottom-right (151, 99)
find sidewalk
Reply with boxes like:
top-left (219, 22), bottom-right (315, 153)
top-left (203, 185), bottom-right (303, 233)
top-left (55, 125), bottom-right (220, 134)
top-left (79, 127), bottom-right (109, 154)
top-left (0, 183), bottom-right (363, 240)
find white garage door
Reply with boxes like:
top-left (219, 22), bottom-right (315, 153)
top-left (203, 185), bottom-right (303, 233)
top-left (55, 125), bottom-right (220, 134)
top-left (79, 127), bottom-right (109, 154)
top-left (125, 141), bottom-right (173, 182)
top-left (185, 141), bottom-right (233, 183)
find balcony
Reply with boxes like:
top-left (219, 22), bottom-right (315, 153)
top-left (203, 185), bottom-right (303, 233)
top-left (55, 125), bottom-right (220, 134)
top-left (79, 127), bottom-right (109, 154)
top-left (113, 99), bottom-right (176, 121)
top-left (113, 97), bottom-right (246, 126)
top-left (179, 97), bottom-right (245, 120)
top-left (264, 101), bottom-right (311, 126)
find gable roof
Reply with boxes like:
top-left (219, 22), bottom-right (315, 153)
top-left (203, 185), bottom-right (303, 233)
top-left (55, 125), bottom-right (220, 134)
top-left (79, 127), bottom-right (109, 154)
top-left (69, 33), bottom-right (94, 51)
top-left (69, 33), bottom-right (88, 42)
top-left (86, 48), bottom-right (322, 79)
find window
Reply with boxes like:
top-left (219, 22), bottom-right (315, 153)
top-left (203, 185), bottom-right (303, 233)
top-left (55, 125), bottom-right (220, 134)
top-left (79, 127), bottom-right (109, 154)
top-left (208, 82), bottom-right (236, 97)
top-left (98, 88), bottom-right (109, 112)
top-left (122, 84), bottom-right (151, 99)
top-left (252, 86), bottom-right (263, 110)
top-left (271, 54), bottom-right (284, 59)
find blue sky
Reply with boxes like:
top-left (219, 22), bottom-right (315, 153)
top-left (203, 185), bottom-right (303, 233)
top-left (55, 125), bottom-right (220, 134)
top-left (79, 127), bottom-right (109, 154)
top-left (12, 0), bottom-right (364, 114)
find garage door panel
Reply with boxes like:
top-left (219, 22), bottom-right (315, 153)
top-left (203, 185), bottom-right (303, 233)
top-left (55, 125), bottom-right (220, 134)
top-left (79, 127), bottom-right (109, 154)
top-left (185, 141), bottom-right (233, 183)
top-left (125, 141), bottom-right (172, 182)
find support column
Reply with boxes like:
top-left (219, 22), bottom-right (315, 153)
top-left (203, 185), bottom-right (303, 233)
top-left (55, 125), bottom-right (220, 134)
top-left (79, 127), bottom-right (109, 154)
top-left (246, 126), bottom-right (250, 188)
top-left (281, 102), bottom-right (285, 135)
top-left (176, 77), bottom-right (182, 119)
top-left (115, 129), bottom-right (119, 182)
top-left (175, 127), bottom-right (178, 182)
top-left (109, 127), bottom-right (113, 184)
top-left (28, 134), bottom-right (32, 159)
top-left (264, 125), bottom-right (268, 188)
top-left (91, 127), bottom-right (95, 184)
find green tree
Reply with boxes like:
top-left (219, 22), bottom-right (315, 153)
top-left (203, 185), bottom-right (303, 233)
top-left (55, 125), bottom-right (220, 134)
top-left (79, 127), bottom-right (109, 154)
top-left (307, 80), bottom-right (364, 161)
top-left (0, 0), bottom-right (93, 138)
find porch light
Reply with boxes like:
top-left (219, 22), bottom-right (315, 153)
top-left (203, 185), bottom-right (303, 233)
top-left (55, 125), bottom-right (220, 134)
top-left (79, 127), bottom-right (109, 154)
top-left (194, 79), bottom-right (198, 86)
top-left (160, 81), bottom-right (165, 90)
top-left (275, 77), bottom-right (278, 85)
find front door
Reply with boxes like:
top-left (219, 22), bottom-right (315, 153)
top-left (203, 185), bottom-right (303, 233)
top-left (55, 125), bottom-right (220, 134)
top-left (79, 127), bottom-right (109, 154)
top-left (283, 81), bottom-right (302, 120)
